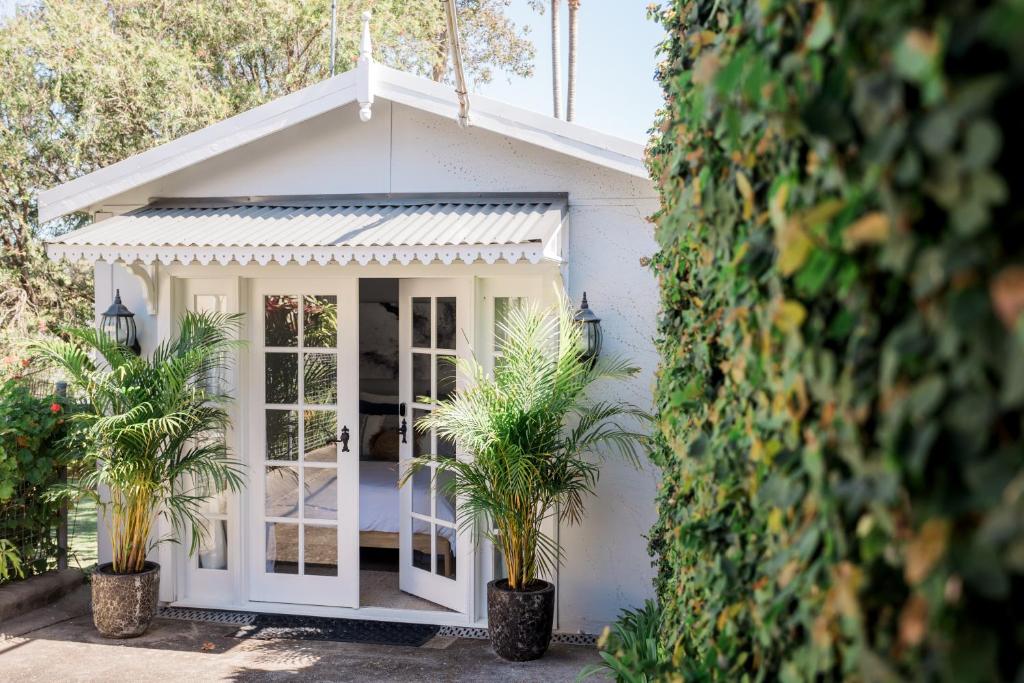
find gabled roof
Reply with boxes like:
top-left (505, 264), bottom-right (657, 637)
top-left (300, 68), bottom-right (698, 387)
top-left (38, 38), bottom-right (648, 223)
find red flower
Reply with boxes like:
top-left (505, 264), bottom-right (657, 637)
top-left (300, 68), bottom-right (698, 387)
top-left (50, 403), bottom-right (61, 413)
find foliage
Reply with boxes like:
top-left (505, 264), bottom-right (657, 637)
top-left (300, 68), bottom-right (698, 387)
top-left (402, 297), bottom-right (649, 590)
top-left (0, 0), bottom-right (535, 359)
top-left (0, 378), bottom-right (70, 582)
top-left (580, 601), bottom-right (666, 683)
top-left (0, 538), bottom-right (23, 582)
top-left (646, 0), bottom-right (1024, 679)
top-left (0, 253), bottom-right (93, 367)
top-left (31, 312), bottom-right (246, 574)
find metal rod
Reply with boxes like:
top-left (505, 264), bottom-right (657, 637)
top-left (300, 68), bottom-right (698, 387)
top-left (329, 0), bottom-right (337, 76)
top-left (441, 0), bottom-right (471, 127)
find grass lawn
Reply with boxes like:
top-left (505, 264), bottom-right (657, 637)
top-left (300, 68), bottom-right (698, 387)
top-left (67, 494), bottom-right (97, 571)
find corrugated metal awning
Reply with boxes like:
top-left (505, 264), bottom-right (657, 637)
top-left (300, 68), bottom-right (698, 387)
top-left (47, 195), bottom-right (566, 267)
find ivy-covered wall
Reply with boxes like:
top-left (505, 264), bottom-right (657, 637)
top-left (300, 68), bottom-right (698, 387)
top-left (647, 0), bottom-right (1024, 679)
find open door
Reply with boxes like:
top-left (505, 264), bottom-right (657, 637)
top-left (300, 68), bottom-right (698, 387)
top-left (398, 278), bottom-right (472, 612)
top-left (248, 278), bottom-right (360, 607)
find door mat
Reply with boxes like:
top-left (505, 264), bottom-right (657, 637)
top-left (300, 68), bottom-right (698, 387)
top-left (232, 613), bottom-right (440, 647)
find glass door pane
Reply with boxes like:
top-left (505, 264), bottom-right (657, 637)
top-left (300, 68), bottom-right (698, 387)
top-left (399, 280), bottom-right (469, 614)
top-left (179, 279), bottom-right (243, 606)
top-left (405, 295), bottom-right (458, 582)
top-left (250, 280), bottom-right (358, 608)
top-left (262, 294), bottom-right (341, 578)
top-left (191, 292), bottom-right (231, 571)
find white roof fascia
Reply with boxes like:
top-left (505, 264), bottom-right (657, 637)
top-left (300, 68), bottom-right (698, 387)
top-left (38, 72), bottom-right (358, 223)
top-left (45, 243), bottom-right (561, 269)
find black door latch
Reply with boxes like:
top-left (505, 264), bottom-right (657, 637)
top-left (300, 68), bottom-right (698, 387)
top-left (327, 426), bottom-right (351, 453)
top-left (398, 402), bottom-right (408, 444)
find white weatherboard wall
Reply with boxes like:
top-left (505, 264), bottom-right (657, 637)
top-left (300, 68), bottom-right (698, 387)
top-left (87, 100), bottom-right (659, 633)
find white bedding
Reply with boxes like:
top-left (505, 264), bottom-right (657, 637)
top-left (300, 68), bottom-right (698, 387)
top-left (271, 461), bottom-right (456, 554)
top-left (359, 461), bottom-right (403, 536)
top-left (360, 461), bottom-right (457, 554)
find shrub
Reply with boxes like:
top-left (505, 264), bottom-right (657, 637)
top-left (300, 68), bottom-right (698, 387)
top-left (647, 0), bottom-right (1024, 679)
top-left (0, 378), bottom-right (70, 581)
top-left (580, 601), bottom-right (666, 683)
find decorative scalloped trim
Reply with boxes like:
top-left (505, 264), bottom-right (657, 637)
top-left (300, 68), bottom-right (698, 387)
top-left (46, 244), bottom-right (549, 267)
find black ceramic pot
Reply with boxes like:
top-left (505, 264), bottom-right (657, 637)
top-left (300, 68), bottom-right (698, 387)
top-left (487, 579), bottom-right (555, 661)
top-left (91, 561), bottom-right (160, 638)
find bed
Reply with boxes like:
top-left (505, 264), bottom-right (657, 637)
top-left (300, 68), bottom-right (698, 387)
top-left (359, 461), bottom-right (456, 577)
top-left (268, 460), bottom-right (456, 577)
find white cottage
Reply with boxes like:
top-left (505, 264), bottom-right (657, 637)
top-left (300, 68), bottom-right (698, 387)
top-left (39, 18), bottom-right (660, 635)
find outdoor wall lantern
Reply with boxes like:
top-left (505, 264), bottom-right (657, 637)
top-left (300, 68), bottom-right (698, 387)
top-left (574, 292), bottom-right (602, 366)
top-left (100, 289), bottom-right (141, 355)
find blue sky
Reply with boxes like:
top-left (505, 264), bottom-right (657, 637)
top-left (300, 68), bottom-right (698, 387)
top-left (480, 1), bottom-right (665, 143)
top-left (0, 0), bottom-right (664, 142)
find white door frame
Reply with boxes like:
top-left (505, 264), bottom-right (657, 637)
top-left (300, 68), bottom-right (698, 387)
top-left (161, 267), bottom-right (555, 627)
top-left (175, 277), bottom-right (245, 605)
top-left (247, 277), bottom-right (360, 607)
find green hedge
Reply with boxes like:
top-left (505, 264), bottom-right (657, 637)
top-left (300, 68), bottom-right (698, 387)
top-left (647, 0), bottom-right (1024, 679)
top-left (0, 379), bottom-right (71, 581)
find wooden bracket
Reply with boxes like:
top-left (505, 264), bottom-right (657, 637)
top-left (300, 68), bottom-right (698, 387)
top-left (126, 262), bottom-right (158, 315)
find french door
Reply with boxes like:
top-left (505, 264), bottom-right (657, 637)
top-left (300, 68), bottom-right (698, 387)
top-left (398, 278), bottom-right (472, 612)
top-left (249, 279), bottom-right (359, 607)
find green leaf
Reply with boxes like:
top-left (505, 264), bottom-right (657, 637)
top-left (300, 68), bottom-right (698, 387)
top-left (805, 3), bottom-right (835, 50)
top-left (963, 119), bottom-right (1001, 170)
top-left (917, 108), bottom-right (958, 157)
top-left (893, 29), bottom-right (941, 85)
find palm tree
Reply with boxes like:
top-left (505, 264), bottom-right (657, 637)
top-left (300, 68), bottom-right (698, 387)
top-left (31, 312), bottom-right (246, 574)
top-left (401, 296), bottom-right (649, 590)
top-left (566, 0), bottom-right (580, 121)
top-left (551, 0), bottom-right (562, 118)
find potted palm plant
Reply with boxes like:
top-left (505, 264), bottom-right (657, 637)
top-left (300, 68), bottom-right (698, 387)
top-left (402, 297), bottom-right (649, 661)
top-left (31, 312), bottom-right (245, 638)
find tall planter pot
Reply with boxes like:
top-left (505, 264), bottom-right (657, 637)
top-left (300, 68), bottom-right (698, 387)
top-left (487, 579), bottom-right (555, 661)
top-left (91, 561), bottom-right (160, 638)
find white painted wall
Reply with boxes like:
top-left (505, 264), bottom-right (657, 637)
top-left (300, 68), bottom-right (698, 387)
top-left (91, 100), bottom-right (660, 633)
top-left (92, 261), bottom-right (161, 569)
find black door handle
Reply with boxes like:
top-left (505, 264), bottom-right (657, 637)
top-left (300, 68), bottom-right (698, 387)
top-left (398, 402), bottom-right (408, 444)
top-left (327, 426), bottom-right (351, 452)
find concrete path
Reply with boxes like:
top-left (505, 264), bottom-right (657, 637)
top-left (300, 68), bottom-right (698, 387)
top-left (0, 586), bottom-right (603, 682)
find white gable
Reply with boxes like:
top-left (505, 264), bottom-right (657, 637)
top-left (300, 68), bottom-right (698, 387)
top-left (38, 59), bottom-right (648, 223)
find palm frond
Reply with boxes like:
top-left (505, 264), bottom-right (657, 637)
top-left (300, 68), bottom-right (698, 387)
top-left (29, 310), bottom-right (247, 574)
top-left (414, 291), bottom-right (650, 589)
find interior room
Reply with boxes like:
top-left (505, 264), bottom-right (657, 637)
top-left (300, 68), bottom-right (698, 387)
top-left (357, 278), bottom-right (450, 612)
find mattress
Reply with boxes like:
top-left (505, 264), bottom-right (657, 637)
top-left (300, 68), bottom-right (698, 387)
top-left (269, 460), bottom-right (456, 554)
top-left (360, 461), bottom-right (457, 554)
